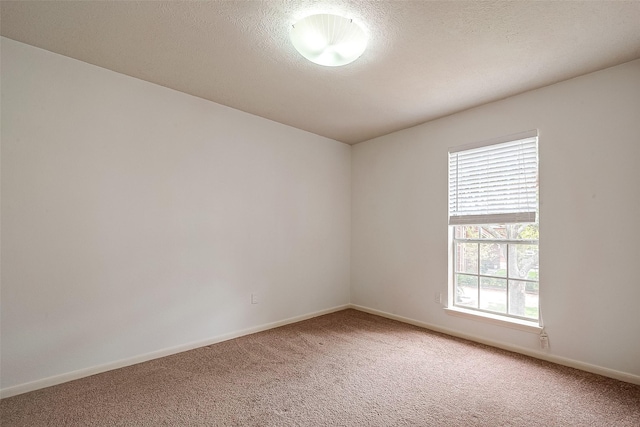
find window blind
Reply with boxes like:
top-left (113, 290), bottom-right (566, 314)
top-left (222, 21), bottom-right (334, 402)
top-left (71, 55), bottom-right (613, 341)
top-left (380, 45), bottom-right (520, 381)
top-left (448, 130), bottom-right (538, 225)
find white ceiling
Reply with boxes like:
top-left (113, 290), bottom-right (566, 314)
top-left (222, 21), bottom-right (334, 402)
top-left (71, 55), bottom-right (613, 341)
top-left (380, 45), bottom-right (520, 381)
top-left (2, 1), bottom-right (640, 145)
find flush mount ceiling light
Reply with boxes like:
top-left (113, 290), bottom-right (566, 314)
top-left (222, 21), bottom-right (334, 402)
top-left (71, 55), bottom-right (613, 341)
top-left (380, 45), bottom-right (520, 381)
top-left (290, 13), bottom-right (368, 67)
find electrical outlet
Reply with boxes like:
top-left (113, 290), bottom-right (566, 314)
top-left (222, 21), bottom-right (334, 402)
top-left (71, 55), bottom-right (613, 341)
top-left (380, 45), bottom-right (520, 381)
top-left (251, 293), bottom-right (258, 304)
top-left (539, 332), bottom-right (549, 349)
top-left (434, 292), bottom-right (441, 304)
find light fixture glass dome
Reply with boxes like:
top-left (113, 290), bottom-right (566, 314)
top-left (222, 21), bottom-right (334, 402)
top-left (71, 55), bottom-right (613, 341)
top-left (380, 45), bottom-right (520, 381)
top-left (290, 13), bottom-right (368, 67)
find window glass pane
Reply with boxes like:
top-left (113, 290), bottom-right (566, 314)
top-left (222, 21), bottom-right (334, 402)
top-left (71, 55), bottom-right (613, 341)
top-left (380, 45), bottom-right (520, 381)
top-left (508, 244), bottom-right (539, 280)
top-left (455, 274), bottom-right (477, 308)
top-left (452, 221), bottom-right (539, 324)
top-left (480, 277), bottom-right (507, 314)
top-left (509, 280), bottom-right (539, 320)
top-left (505, 223), bottom-right (539, 240)
top-left (517, 223), bottom-right (539, 240)
top-left (479, 225), bottom-right (507, 240)
top-left (455, 243), bottom-right (478, 274)
top-left (479, 243), bottom-right (506, 276)
top-left (455, 226), bottom-right (478, 239)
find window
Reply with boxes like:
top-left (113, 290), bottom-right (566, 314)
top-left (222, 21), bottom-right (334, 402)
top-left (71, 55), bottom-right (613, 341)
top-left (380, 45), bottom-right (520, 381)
top-left (448, 130), bottom-right (539, 324)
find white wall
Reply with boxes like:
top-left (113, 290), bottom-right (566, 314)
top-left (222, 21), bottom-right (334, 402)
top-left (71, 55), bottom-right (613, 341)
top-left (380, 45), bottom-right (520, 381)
top-left (0, 38), bottom-right (351, 393)
top-left (2, 35), bottom-right (639, 396)
top-left (352, 59), bottom-right (640, 380)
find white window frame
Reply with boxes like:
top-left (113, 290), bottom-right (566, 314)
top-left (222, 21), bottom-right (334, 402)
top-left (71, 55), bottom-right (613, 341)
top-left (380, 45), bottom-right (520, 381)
top-left (444, 130), bottom-right (541, 333)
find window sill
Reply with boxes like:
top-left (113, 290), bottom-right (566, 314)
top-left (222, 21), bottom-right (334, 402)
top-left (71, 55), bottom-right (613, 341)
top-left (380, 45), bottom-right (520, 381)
top-left (443, 306), bottom-right (542, 334)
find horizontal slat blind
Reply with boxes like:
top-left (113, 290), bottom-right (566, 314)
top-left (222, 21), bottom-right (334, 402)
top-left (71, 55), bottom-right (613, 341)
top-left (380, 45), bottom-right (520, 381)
top-left (449, 133), bottom-right (538, 225)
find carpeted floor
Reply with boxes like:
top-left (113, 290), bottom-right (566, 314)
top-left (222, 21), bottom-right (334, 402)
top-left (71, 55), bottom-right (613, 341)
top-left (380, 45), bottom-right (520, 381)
top-left (1, 309), bottom-right (639, 426)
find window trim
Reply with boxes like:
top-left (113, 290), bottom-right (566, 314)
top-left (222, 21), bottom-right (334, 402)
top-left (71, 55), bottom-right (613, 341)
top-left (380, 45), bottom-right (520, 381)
top-left (448, 129), bottom-right (538, 156)
top-left (443, 305), bottom-right (542, 334)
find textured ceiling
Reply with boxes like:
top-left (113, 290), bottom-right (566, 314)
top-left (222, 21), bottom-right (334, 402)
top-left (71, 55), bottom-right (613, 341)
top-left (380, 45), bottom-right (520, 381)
top-left (2, 1), bottom-right (640, 144)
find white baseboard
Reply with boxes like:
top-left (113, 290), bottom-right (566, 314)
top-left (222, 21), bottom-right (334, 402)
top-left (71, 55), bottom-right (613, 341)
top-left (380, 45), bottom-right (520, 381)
top-left (4, 302), bottom-right (636, 399)
top-left (0, 304), bottom-right (350, 399)
top-left (349, 304), bottom-right (640, 386)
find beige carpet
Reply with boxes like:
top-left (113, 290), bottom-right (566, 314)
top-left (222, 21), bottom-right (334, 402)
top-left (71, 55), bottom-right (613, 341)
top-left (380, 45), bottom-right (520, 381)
top-left (1, 309), bottom-right (639, 426)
